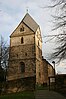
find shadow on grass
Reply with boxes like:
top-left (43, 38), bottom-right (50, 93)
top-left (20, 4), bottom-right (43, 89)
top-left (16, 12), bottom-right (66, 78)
top-left (0, 91), bottom-right (35, 99)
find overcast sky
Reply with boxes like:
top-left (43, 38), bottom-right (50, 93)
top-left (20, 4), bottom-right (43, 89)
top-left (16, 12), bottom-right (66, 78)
top-left (0, 0), bottom-right (66, 74)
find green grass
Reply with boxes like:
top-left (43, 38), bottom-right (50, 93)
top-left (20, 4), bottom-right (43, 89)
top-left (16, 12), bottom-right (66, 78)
top-left (0, 91), bottom-right (35, 99)
top-left (35, 85), bottom-right (49, 90)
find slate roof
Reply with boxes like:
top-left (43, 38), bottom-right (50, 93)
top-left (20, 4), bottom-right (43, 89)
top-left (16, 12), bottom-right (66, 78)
top-left (22, 13), bottom-right (39, 32)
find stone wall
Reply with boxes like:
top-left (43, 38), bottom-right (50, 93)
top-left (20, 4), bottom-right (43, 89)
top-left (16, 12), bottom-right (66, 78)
top-left (40, 59), bottom-right (48, 84)
top-left (7, 21), bottom-right (36, 80)
top-left (35, 28), bottom-right (42, 84)
top-left (6, 76), bottom-right (36, 93)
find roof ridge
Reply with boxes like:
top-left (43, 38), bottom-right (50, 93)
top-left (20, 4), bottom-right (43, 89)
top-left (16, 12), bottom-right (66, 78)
top-left (24, 13), bottom-right (38, 25)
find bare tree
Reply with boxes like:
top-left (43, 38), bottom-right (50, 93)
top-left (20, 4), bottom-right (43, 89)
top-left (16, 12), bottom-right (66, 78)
top-left (48, 0), bottom-right (66, 62)
top-left (0, 35), bottom-right (9, 82)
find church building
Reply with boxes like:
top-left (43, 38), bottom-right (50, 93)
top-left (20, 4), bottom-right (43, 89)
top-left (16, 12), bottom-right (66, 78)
top-left (6, 13), bottom-right (54, 93)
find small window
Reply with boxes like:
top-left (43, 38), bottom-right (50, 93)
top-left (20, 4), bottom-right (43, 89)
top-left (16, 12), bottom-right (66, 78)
top-left (39, 72), bottom-right (41, 77)
top-left (17, 54), bottom-right (18, 57)
top-left (38, 40), bottom-right (39, 46)
top-left (20, 26), bottom-right (24, 32)
top-left (21, 37), bottom-right (23, 44)
top-left (20, 62), bottom-right (25, 73)
top-left (25, 53), bottom-right (27, 56)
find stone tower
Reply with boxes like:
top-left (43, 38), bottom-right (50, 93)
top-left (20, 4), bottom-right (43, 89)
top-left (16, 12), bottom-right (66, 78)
top-left (7, 13), bottom-right (42, 92)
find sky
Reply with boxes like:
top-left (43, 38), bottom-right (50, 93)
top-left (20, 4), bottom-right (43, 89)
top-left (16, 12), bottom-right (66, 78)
top-left (0, 0), bottom-right (66, 74)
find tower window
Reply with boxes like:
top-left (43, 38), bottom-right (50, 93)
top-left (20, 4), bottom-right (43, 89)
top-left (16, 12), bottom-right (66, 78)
top-left (38, 40), bottom-right (39, 46)
top-left (39, 72), bottom-right (41, 77)
top-left (20, 62), bottom-right (25, 73)
top-left (25, 53), bottom-right (27, 56)
top-left (17, 54), bottom-right (18, 57)
top-left (20, 26), bottom-right (24, 32)
top-left (21, 37), bottom-right (23, 44)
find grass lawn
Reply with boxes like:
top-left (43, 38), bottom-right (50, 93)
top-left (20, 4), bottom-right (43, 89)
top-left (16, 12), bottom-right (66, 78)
top-left (0, 91), bottom-right (35, 99)
top-left (35, 85), bottom-right (49, 90)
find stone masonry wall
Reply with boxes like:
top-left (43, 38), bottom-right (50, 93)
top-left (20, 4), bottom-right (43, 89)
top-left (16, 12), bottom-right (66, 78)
top-left (7, 44), bottom-right (36, 80)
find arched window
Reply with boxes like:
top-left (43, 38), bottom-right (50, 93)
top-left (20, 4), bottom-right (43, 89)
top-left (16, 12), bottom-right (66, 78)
top-left (20, 62), bottom-right (25, 73)
top-left (21, 37), bottom-right (23, 44)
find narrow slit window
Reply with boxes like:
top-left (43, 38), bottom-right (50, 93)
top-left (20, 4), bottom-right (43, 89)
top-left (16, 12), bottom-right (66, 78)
top-left (21, 37), bottom-right (23, 44)
top-left (38, 40), bottom-right (39, 46)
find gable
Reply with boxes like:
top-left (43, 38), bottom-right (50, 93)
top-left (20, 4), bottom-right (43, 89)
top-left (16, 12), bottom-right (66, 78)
top-left (10, 22), bottom-right (34, 37)
top-left (10, 13), bottom-right (39, 37)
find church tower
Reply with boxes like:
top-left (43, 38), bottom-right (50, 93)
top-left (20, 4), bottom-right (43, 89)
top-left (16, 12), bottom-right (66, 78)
top-left (7, 13), bottom-right (42, 92)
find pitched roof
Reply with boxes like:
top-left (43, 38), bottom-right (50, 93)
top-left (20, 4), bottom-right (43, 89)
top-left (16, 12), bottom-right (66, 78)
top-left (22, 13), bottom-right (39, 32)
top-left (10, 13), bottom-right (39, 37)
